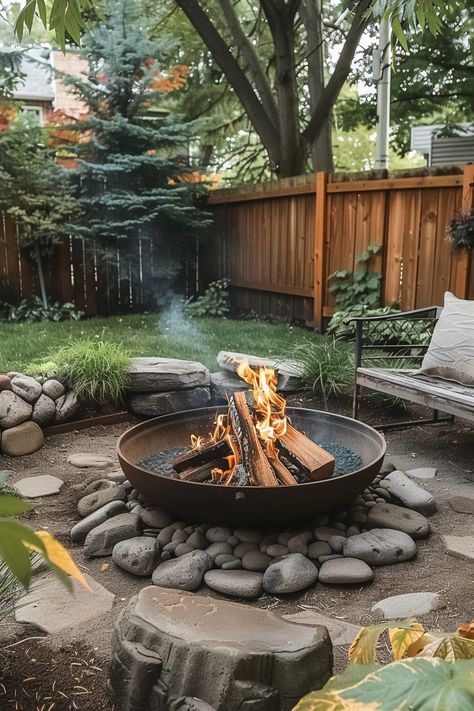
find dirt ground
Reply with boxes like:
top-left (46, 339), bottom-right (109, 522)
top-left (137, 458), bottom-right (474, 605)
top-left (1, 402), bottom-right (473, 710)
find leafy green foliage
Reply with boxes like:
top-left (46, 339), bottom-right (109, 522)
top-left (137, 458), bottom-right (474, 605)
top-left (14, 0), bottom-right (94, 49)
top-left (0, 296), bottom-right (83, 323)
top-left (29, 338), bottom-right (131, 403)
top-left (184, 279), bottom-right (230, 318)
top-left (328, 304), bottom-right (433, 348)
top-left (292, 339), bottom-right (354, 408)
top-left (293, 658), bottom-right (474, 711)
top-left (448, 211), bottom-right (474, 251)
top-left (328, 244), bottom-right (382, 311)
top-left (369, 0), bottom-right (462, 49)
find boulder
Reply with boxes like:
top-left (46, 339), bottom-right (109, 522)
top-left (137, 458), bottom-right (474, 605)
top-left (11, 375), bottom-right (42, 403)
top-left (41, 379), bottom-right (65, 400)
top-left (109, 587), bottom-right (332, 711)
top-left (0, 390), bottom-right (32, 429)
top-left (130, 387), bottom-right (211, 416)
top-left (204, 570), bottom-right (264, 598)
top-left (217, 351), bottom-right (302, 391)
top-left (1, 421), bottom-right (44, 456)
top-left (343, 528), bottom-right (416, 566)
top-left (112, 536), bottom-right (160, 576)
top-left (83, 513), bottom-right (141, 557)
top-left (263, 553), bottom-right (318, 594)
top-left (367, 503), bottom-right (430, 539)
top-left (55, 390), bottom-right (79, 422)
top-left (128, 357), bottom-right (210, 392)
top-left (152, 550), bottom-right (213, 591)
top-left (31, 394), bottom-right (56, 426)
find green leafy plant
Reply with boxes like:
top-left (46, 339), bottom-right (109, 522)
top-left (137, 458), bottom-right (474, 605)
top-left (292, 339), bottom-right (354, 409)
top-left (328, 304), bottom-right (433, 348)
top-left (0, 296), bottom-right (83, 323)
top-left (329, 244), bottom-right (383, 311)
top-left (184, 279), bottom-right (230, 318)
top-left (38, 338), bottom-right (131, 403)
top-left (448, 210), bottom-right (474, 250)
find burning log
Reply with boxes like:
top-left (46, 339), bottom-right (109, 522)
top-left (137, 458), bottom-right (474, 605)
top-left (278, 425), bottom-right (334, 481)
top-left (269, 455), bottom-right (298, 486)
top-left (178, 460), bottom-right (223, 482)
top-left (229, 392), bottom-right (279, 487)
top-left (171, 439), bottom-right (230, 473)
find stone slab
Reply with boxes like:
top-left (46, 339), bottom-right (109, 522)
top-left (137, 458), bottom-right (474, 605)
top-left (405, 467), bottom-right (437, 480)
top-left (109, 586), bottom-right (332, 711)
top-left (128, 357), bottom-right (210, 392)
top-left (216, 351), bottom-right (302, 391)
top-left (443, 535), bottom-right (474, 561)
top-left (371, 592), bottom-right (445, 619)
top-left (67, 453), bottom-right (116, 469)
top-left (15, 573), bottom-right (114, 633)
top-left (210, 372), bottom-right (249, 403)
top-left (283, 611), bottom-right (360, 646)
top-left (14, 474), bottom-right (64, 498)
top-left (129, 387), bottom-right (211, 416)
top-left (448, 496), bottom-right (474, 515)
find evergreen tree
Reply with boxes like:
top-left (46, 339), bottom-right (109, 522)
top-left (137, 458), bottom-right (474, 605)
top-left (61, 0), bottom-right (211, 305)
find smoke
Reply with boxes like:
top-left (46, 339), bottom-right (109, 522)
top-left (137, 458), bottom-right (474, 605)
top-left (159, 296), bottom-right (201, 347)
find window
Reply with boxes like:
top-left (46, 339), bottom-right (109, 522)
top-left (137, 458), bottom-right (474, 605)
top-left (20, 105), bottom-right (44, 125)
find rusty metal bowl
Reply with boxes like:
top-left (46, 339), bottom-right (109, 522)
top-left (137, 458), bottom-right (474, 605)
top-left (117, 406), bottom-right (386, 526)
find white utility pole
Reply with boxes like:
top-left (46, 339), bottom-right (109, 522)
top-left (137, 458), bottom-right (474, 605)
top-left (374, 18), bottom-right (391, 169)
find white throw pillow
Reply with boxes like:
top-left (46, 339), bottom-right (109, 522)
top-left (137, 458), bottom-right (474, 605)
top-left (417, 292), bottom-right (474, 386)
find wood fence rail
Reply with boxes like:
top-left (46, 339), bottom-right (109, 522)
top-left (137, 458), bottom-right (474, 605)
top-left (207, 166), bottom-right (474, 329)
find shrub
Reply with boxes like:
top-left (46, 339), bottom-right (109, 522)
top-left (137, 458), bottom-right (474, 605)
top-left (448, 210), bottom-right (474, 250)
top-left (328, 304), bottom-right (433, 348)
top-left (328, 244), bottom-right (382, 310)
top-left (184, 278), bottom-right (230, 318)
top-left (0, 296), bottom-right (83, 323)
top-left (292, 339), bottom-right (354, 408)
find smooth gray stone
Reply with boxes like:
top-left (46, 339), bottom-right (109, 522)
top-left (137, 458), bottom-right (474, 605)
top-left (204, 570), bottom-right (264, 599)
top-left (205, 542), bottom-right (233, 559)
top-left (187, 531), bottom-right (208, 550)
top-left (371, 592), bottom-right (445, 619)
top-left (128, 357), bottom-right (210, 392)
top-left (241, 550), bottom-right (272, 572)
top-left (287, 534), bottom-right (309, 555)
top-left (448, 496), bottom-right (474, 515)
top-left (283, 610), bottom-right (361, 646)
top-left (443, 535), bottom-right (474, 561)
top-left (405, 467), bottom-right (437, 480)
top-left (71, 501), bottom-right (127, 543)
top-left (0, 390), bottom-right (32, 428)
top-left (307, 541), bottom-right (331, 559)
top-left (138, 505), bottom-right (174, 529)
top-left (267, 544), bottom-right (289, 557)
top-left (206, 526), bottom-right (232, 543)
top-left (382, 471), bottom-right (437, 514)
top-left (262, 553), bottom-right (318, 594)
top-left (152, 550), bottom-right (213, 591)
top-left (343, 528), bottom-right (416, 566)
top-left (82, 479), bottom-right (117, 496)
top-left (77, 485), bottom-right (127, 517)
top-left (367, 503), bottom-right (430, 539)
top-left (175, 543), bottom-right (195, 557)
top-left (31, 393), bottom-right (56, 426)
top-left (233, 528), bottom-right (263, 544)
top-left (68, 452), bottom-right (116, 469)
top-left (112, 536), bottom-right (160, 576)
top-left (233, 542), bottom-right (259, 558)
top-left (11, 375), bottom-right (42, 403)
top-left (55, 390), bottom-right (79, 423)
top-left (15, 474), bottom-right (64, 499)
top-left (327, 535), bottom-right (346, 553)
top-left (130, 387), bottom-right (211, 416)
top-left (318, 558), bottom-right (373, 584)
top-left (210, 372), bottom-right (249, 403)
top-left (83, 513), bottom-right (141, 557)
top-left (42, 379), bottom-right (65, 400)
top-left (314, 526), bottom-right (346, 542)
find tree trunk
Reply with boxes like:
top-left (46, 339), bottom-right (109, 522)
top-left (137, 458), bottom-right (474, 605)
top-left (34, 244), bottom-right (48, 309)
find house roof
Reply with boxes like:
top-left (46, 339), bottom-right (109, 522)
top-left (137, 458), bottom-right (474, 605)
top-left (6, 46), bottom-right (54, 102)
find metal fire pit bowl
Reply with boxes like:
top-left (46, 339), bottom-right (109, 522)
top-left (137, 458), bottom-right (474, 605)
top-left (117, 407), bottom-right (386, 527)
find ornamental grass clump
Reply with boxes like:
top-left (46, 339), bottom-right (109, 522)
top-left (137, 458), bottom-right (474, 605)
top-left (292, 339), bottom-right (354, 409)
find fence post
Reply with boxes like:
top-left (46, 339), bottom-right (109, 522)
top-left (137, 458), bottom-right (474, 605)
top-left (452, 164), bottom-right (474, 298)
top-left (309, 171), bottom-right (328, 331)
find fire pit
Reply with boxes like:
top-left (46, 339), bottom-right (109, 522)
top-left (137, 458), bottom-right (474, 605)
top-left (117, 406), bottom-right (385, 526)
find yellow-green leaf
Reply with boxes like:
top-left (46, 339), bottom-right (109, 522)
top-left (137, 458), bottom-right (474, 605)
top-left (420, 633), bottom-right (474, 661)
top-left (389, 622), bottom-right (425, 660)
top-left (349, 620), bottom-right (419, 664)
top-left (30, 531), bottom-right (91, 589)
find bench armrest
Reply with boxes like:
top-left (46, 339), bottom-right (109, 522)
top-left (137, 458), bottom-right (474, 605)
top-left (348, 306), bottom-right (441, 324)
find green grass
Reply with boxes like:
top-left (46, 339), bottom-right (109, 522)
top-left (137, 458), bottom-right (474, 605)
top-left (0, 314), bottom-right (326, 373)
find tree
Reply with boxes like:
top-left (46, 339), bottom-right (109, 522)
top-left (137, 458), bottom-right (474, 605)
top-left (58, 0), bottom-right (210, 304)
top-left (0, 115), bottom-right (79, 307)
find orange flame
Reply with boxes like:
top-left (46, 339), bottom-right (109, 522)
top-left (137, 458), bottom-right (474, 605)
top-left (211, 432), bottom-right (240, 485)
top-left (190, 413), bottom-right (228, 450)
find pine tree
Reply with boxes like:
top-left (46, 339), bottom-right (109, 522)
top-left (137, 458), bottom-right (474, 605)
top-left (61, 0), bottom-right (211, 305)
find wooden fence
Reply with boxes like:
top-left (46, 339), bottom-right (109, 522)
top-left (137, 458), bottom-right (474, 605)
top-left (207, 166), bottom-right (474, 328)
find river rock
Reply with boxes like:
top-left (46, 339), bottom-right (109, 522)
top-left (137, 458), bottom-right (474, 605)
top-left (205, 542), bottom-right (233, 559)
top-left (327, 535), bottom-right (346, 553)
top-left (128, 357), bottom-right (210, 392)
top-left (82, 479), bottom-right (116, 496)
top-left (77, 485), bottom-right (127, 517)
top-left (68, 452), bottom-right (116, 469)
top-left (130, 387), bottom-right (211, 416)
top-left (139, 505), bottom-right (174, 529)
top-left (112, 536), bottom-right (160, 576)
top-left (31, 393), bottom-right (56, 426)
top-left (314, 526), bottom-right (345, 542)
top-left (206, 526), bottom-right (232, 543)
top-left (55, 390), bottom-right (79, 422)
top-left (42, 379), bottom-right (65, 400)
top-left (267, 544), bottom-right (289, 557)
top-left (0, 390), bottom-right (32, 429)
top-left (234, 528), bottom-right (263, 544)
top-left (371, 592), bottom-right (445, 619)
top-left (186, 530), bottom-right (208, 550)
top-left (318, 558), bottom-right (373, 585)
top-left (343, 528), bottom-right (416, 566)
top-left (204, 570), bottom-right (264, 598)
top-left (367, 503), bottom-right (430, 539)
top-left (241, 550), bottom-right (271, 572)
top-left (152, 550), bottom-right (213, 591)
top-left (1, 421), bottom-right (44, 456)
top-left (83, 513), bottom-right (141, 557)
top-left (382, 471), bottom-right (437, 514)
top-left (263, 553), bottom-right (318, 594)
top-left (307, 541), bottom-right (332, 559)
top-left (0, 375), bottom-right (12, 391)
top-left (287, 534), bottom-right (309, 555)
top-left (71, 501), bottom-right (128, 542)
top-left (11, 375), bottom-right (42, 403)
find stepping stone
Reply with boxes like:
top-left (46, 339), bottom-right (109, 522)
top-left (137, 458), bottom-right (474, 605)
top-left (318, 558), bottom-right (373, 585)
top-left (83, 513), bottom-right (141, 557)
top-left (109, 587), bottom-right (332, 711)
top-left (14, 474), bottom-right (64, 498)
top-left (204, 570), bottom-right (264, 598)
top-left (129, 387), bottom-right (211, 416)
top-left (67, 453), bottom-right (116, 469)
top-left (371, 592), bottom-right (445, 619)
top-left (381, 471), bottom-right (437, 514)
top-left (449, 496), bottom-right (474, 515)
top-left (405, 467), bottom-right (437, 480)
top-left (283, 611), bottom-right (361, 646)
top-left (128, 357), bottom-right (210, 392)
top-left (443, 535), bottom-right (474, 561)
top-left (15, 573), bottom-right (114, 634)
top-left (367, 503), bottom-right (430, 539)
top-left (113, 536), bottom-right (160, 576)
top-left (343, 528), bottom-right (416, 566)
top-left (262, 553), bottom-right (318, 594)
top-left (152, 550), bottom-right (213, 591)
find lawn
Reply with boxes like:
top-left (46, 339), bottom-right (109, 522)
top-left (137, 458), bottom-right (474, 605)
top-left (0, 314), bottom-right (324, 372)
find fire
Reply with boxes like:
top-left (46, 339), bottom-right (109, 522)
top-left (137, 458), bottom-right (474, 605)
top-left (211, 432), bottom-right (240, 485)
top-left (190, 414), bottom-right (228, 450)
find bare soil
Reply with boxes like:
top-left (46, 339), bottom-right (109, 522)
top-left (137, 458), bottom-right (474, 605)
top-left (1, 400), bottom-right (473, 709)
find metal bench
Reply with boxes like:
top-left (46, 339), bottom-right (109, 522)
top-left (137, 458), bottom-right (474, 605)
top-left (350, 306), bottom-right (474, 429)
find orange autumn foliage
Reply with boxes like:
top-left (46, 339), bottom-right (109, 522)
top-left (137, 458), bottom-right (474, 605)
top-left (168, 171), bottom-right (221, 187)
top-left (151, 64), bottom-right (190, 92)
top-left (0, 103), bottom-right (18, 132)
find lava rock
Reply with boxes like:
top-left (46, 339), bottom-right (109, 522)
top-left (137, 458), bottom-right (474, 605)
top-left (31, 394), bottom-right (56, 426)
top-left (241, 550), bottom-right (272, 572)
top-left (367, 503), bottom-right (430, 539)
top-left (77, 485), bottom-right (127, 517)
top-left (318, 558), bottom-right (374, 585)
top-left (307, 541), bottom-right (332, 559)
top-left (1, 421), bottom-right (43, 455)
top-left (152, 550), bottom-right (213, 591)
top-left (42, 379), bottom-right (65, 400)
top-left (343, 528), bottom-right (417, 566)
top-left (0, 391), bottom-right (32, 429)
top-left (84, 513), bottom-right (141, 557)
top-left (204, 570), bottom-right (264, 598)
top-left (112, 536), bottom-right (160, 576)
top-left (11, 375), bottom-right (42, 403)
top-left (71, 501), bottom-right (128, 543)
top-left (262, 553), bottom-right (318, 594)
top-left (382, 471), bottom-right (437, 514)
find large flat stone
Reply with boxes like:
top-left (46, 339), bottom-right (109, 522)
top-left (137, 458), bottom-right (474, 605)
top-left (128, 357), bottom-right (210, 392)
top-left (204, 569), bottom-right (263, 598)
top-left (371, 592), bottom-right (445, 619)
top-left (448, 496), bottom-right (474, 515)
top-left (14, 474), bottom-right (64, 498)
top-left (283, 611), bottom-right (360, 646)
top-left (217, 351), bottom-right (302, 391)
top-left (67, 453), bottom-right (116, 469)
top-left (130, 387), bottom-right (211, 416)
top-left (443, 535), bottom-right (474, 561)
top-left (318, 557), bottom-right (373, 584)
top-left (15, 573), bottom-right (114, 633)
top-left (109, 587), bottom-right (332, 711)
top-left (210, 372), bottom-right (249, 403)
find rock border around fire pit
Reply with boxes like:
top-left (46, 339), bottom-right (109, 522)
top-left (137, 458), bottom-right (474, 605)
top-left (70, 466), bottom-right (436, 598)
